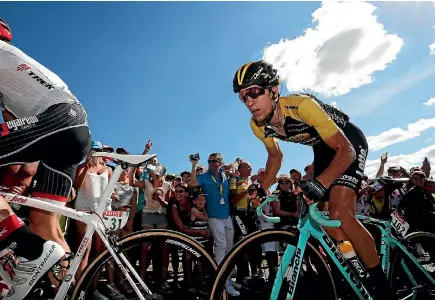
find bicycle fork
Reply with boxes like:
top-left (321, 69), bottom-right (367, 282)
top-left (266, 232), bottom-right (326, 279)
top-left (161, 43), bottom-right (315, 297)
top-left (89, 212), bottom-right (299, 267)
top-left (269, 229), bottom-right (310, 300)
top-left (96, 225), bottom-right (150, 300)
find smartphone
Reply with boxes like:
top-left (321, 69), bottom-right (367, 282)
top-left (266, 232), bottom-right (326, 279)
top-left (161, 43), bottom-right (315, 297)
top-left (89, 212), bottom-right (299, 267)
top-left (381, 152), bottom-right (388, 160)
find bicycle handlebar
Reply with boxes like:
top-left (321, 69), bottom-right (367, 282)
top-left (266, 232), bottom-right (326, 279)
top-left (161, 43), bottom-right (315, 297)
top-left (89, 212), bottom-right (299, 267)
top-left (255, 196), bottom-right (281, 223)
top-left (309, 202), bottom-right (341, 228)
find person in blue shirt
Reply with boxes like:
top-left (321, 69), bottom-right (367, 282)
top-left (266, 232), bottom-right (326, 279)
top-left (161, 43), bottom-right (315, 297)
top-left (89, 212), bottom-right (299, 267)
top-left (190, 152), bottom-right (240, 297)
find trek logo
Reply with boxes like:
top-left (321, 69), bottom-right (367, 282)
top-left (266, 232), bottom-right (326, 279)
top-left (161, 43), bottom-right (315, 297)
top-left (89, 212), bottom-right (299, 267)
top-left (1, 116), bottom-right (39, 136)
top-left (28, 71), bottom-right (55, 90)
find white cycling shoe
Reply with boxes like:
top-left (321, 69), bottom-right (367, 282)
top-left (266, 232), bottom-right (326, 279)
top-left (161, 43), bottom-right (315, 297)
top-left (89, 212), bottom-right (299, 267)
top-left (0, 240), bottom-right (65, 299)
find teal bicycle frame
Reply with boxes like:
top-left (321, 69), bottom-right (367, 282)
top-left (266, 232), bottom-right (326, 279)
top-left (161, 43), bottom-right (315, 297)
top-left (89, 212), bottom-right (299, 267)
top-left (256, 196), bottom-right (435, 300)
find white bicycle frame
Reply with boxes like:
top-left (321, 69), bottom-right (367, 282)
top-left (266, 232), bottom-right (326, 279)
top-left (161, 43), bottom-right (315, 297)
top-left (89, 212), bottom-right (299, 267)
top-left (0, 152), bottom-right (156, 300)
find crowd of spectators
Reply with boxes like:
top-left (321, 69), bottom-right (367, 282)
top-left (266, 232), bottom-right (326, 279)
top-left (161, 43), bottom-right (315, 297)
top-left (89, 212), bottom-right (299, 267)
top-left (1, 139), bottom-right (434, 299)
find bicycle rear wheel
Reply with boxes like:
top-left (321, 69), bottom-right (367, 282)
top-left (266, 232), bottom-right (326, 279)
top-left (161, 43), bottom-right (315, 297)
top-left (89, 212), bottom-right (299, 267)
top-left (210, 229), bottom-right (337, 300)
top-left (71, 229), bottom-right (223, 300)
top-left (390, 231), bottom-right (435, 299)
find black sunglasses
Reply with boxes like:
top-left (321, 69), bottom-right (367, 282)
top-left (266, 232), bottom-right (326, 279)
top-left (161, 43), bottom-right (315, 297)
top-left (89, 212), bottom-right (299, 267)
top-left (279, 180), bottom-right (291, 184)
top-left (208, 159), bottom-right (219, 164)
top-left (239, 86), bottom-right (266, 102)
top-left (175, 189), bottom-right (186, 193)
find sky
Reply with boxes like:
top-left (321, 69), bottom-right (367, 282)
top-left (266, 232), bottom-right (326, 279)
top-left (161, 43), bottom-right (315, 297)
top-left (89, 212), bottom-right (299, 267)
top-left (1, 1), bottom-right (435, 178)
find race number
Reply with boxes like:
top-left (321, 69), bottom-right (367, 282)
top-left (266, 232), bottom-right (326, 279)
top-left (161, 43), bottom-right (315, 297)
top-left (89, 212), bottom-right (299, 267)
top-left (102, 210), bottom-right (130, 231)
top-left (391, 211), bottom-right (409, 237)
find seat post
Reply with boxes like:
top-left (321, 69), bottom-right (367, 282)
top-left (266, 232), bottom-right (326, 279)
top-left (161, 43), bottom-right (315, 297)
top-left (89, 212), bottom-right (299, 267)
top-left (96, 164), bottom-right (124, 214)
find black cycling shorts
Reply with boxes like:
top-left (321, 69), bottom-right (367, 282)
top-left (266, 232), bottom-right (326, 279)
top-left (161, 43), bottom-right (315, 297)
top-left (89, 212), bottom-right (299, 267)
top-left (233, 210), bottom-right (256, 241)
top-left (313, 121), bottom-right (368, 198)
top-left (0, 102), bottom-right (91, 205)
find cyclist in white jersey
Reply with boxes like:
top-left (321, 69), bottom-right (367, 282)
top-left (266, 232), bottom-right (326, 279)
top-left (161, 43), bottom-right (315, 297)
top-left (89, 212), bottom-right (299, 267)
top-left (0, 17), bottom-right (91, 298)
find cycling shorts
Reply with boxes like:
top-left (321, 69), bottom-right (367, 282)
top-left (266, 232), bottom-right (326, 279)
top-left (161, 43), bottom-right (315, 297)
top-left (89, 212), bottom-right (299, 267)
top-left (0, 102), bottom-right (91, 205)
top-left (313, 121), bottom-right (368, 199)
top-left (233, 209), bottom-right (256, 241)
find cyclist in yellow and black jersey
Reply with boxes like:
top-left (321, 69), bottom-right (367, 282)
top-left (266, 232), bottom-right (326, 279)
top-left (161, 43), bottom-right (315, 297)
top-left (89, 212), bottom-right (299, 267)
top-left (233, 60), bottom-right (394, 299)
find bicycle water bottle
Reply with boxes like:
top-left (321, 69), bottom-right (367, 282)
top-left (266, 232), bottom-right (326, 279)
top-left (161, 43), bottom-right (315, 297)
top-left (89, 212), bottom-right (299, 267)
top-left (338, 241), bottom-right (366, 279)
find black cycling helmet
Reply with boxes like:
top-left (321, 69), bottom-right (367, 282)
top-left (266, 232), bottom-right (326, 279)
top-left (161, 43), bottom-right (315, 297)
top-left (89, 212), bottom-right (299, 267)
top-left (233, 60), bottom-right (280, 93)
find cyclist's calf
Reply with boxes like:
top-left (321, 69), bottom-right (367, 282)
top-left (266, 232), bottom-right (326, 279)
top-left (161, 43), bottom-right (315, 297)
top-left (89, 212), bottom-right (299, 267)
top-left (328, 186), bottom-right (379, 269)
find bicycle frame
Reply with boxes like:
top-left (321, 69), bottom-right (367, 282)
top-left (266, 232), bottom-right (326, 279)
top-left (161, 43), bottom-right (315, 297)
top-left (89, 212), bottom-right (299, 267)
top-left (257, 197), bottom-right (435, 300)
top-left (0, 157), bottom-right (153, 300)
top-left (357, 214), bottom-right (435, 290)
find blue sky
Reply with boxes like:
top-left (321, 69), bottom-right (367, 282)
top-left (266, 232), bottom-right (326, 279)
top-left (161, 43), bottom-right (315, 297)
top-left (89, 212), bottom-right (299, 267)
top-left (2, 1), bottom-right (435, 177)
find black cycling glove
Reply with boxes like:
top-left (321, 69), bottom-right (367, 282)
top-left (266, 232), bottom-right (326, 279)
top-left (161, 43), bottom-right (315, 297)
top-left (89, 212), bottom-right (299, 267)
top-left (298, 178), bottom-right (326, 202)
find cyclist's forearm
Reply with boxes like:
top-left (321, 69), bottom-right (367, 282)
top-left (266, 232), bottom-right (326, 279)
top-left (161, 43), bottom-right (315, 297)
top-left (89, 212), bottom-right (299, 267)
top-left (262, 154), bottom-right (282, 190)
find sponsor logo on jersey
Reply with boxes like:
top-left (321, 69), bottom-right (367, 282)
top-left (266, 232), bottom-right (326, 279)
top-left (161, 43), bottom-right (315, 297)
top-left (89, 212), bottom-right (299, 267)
top-left (285, 133), bottom-right (310, 143)
top-left (16, 64), bottom-right (30, 71)
top-left (28, 72), bottom-right (54, 90)
top-left (1, 116), bottom-right (39, 136)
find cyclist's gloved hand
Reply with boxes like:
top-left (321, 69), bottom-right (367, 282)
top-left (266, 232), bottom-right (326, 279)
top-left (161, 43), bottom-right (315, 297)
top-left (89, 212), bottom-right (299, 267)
top-left (298, 179), bottom-right (326, 202)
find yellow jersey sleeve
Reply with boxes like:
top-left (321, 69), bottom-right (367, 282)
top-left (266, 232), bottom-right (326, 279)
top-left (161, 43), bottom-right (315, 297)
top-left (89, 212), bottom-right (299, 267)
top-left (249, 118), bottom-right (277, 149)
top-left (297, 96), bottom-right (340, 141)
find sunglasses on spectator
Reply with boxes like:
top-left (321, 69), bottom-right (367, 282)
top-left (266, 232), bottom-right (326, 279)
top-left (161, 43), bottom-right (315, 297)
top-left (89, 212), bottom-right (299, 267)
top-left (91, 148), bottom-right (103, 153)
top-left (279, 180), bottom-right (291, 184)
top-left (239, 86), bottom-right (266, 102)
top-left (208, 159), bottom-right (220, 164)
top-left (175, 189), bottom-right (186, 193)
top-left (412, 175), bottom-right (425, 180)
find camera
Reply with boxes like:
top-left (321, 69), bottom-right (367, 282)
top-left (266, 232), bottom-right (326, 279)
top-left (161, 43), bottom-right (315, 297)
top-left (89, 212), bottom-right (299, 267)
top-left (189, 153), bottom-right (200, 161)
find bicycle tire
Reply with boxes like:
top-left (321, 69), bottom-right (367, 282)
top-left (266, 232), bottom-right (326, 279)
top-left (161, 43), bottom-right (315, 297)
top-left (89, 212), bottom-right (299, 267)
top-left (210, 229), bottom-right (337, 300)
top-left (390, 231), bottom-right (435, 297)
top-left (71, 229), bottom-right (225, 300)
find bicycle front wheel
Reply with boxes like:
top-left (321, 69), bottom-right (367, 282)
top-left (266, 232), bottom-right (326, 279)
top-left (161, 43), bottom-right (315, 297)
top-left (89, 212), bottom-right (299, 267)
top-left (210, 229), bottom-right (337, 300)
top-left (71, 229), bottom-right (223, 300)
top-left (390, 231), bottom-right (435, 299)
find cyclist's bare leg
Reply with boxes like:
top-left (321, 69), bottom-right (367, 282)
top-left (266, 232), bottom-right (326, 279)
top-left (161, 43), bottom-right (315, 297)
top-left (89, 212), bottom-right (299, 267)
top-left (318, 201), bottom-right (349, 242)
top-left (328, 186), bottom-right (395, 299)
top-left (328, 186), bottom-right (379, 267)
top-left (29, 209), bottom-right (70, 253)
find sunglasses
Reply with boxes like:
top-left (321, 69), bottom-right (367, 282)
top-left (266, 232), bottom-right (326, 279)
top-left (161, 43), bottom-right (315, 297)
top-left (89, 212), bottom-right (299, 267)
top-left (175, 189), bottom-right (187, 193)
top-left (412, 175), bottom-right (425, 180)
top-left (208, 159), bottom-right (219, 164)
top-left (279, 180), bottom-right (291, 184)
top-left (239, 86), bottom-right (266, 102)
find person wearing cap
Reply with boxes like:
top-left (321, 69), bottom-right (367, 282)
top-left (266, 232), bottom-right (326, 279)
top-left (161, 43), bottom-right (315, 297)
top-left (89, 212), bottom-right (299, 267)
top-left (128, 162), bottom-right (173, 293)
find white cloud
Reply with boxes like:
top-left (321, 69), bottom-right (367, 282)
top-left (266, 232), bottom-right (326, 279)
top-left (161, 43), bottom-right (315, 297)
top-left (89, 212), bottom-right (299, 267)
top-left (430, 42), bottom-right (435, 55)
top-left (365, 145), bottom-right (435, 178)
top-left (330, 101), bottom-right (338, 108)
top-left (367, 118), bottom-right (435, 151)
top-left (424, 97), bottom-right (435, 106)
top-left (262, 1), bottom-right (403, 97)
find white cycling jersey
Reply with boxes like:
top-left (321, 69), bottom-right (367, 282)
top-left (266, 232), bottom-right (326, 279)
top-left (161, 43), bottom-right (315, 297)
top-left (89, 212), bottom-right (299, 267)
top-left (0, 41), bottom-right (78, 118)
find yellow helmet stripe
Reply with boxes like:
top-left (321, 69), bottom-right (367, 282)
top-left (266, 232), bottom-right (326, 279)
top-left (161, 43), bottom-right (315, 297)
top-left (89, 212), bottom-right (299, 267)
top-left (237, 62), bottom-right (253, 85)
